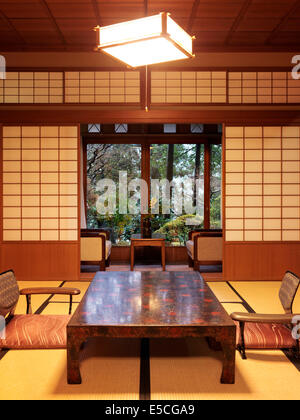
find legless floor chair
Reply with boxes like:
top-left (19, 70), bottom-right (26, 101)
top-left (231, 271), bottom-right (300, 359)
top-left (0, 269), bottom-right (80, 350)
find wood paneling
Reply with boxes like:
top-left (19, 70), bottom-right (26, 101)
top-left (224, 242), bottom-right (300, 281)
top-left (109, 245), bottom-right (188, 264)
top-left (0, 242), bottom-right (80, 281)
top-left (2, 110), bottom-right (300, 125)
top-left (1, 1), bottom-right (300, 52)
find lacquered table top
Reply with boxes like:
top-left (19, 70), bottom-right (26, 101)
top-left (69, 271), bottom-right (234, 328)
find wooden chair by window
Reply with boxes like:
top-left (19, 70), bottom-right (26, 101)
top-left (0, 269), bottom-right (80, 351)
top-left (186, 230), bottom-right (223, 271)
top-left (231, 271), bottom-right (300, 359)
top-left (80, 229), bottom-right (112, 271)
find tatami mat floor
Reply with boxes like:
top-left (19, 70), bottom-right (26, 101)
top-left (0, 274), bottom-right (300, 400)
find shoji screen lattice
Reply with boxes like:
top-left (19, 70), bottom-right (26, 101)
top-left (228, 72), bottom-right (300, 104)
top-left (225, 126), bottom-right (300, 242)
top-left (151, 71), bottom-right (227, 104)
top-left (2, 125), bottom-right (78, 241)
top-left (0, 72), bottom-right (63, 103)
top-left (64, 71), bottom-right (140, 103)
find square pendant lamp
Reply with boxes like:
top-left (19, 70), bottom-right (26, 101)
top-left (95, 12), bottom-right (195, 67)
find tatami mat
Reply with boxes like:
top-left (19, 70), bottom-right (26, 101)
top-left (0, 339), bottom-right (140, 400)
top-left (207, 282), bottom-right (242, 303)
top-left (1, 278), bottom-right (300, 400)
top-left (150, 338), bottom-right (300, 400)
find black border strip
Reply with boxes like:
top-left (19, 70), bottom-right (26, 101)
top-left (139, 338), bottom-right (151, 401)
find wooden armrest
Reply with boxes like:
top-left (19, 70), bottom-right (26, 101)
top-left (20, 288), bottom-right (81, 315)
top-left (231, 312), bottom-right (297, 324)
top-left (20, 287), bottom-right (80, 296)
top-left (81, 228), bottom-right (110, 239)
top-left (20, 287), bottom-right (81, 295)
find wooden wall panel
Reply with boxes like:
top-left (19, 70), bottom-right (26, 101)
top-left (0, 242), bottom-right (80, 281)
top-left (224, 242), bottom-right (300, 281)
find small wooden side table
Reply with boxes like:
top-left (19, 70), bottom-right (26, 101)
top-left (130, 236), bottom-right (166, 271)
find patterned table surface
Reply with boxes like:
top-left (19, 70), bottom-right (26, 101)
top-left (68, 271), bottom-right (235, 329)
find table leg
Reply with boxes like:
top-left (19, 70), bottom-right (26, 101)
top-left (220, 331), bottom-right (236, 384)
top-left (67, 330), bottom-right (83, 384)
top-left (130, 243), bottom-right (134, 271)
top-left (161, 242), bottom-right (166, 271)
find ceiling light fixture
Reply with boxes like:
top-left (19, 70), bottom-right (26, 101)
top-left (95, 12), bottom-right (195, 68)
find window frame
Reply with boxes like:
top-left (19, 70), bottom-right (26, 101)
top-left (82, 133), bottom-right (222, 241)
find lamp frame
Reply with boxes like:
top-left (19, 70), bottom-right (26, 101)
top-left (95, 12), bottom-right (195, 68)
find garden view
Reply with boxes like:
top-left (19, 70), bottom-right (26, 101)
top-left (86, 142), bottom-right (221, 245)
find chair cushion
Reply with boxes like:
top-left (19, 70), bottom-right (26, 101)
top-left (186, 240), bottom-right (194, 259)
top-left (234, 320), bottom-right (297, 349)
top-left (106, 240), bottom-right (112, 259)
top-left (0, 314), bottom-right (70, 349)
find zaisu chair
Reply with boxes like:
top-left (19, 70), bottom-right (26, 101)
top-left (80, 229), bottom-right (112, 271)
top-left (231, 270), bottom-right (300, 359)
top-left (186, 230), bottom-right (223, 271)
top-left (0, 269), bottom-right (80, 351)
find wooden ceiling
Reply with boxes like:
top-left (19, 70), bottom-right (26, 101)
top-left (0, 0), bottom-right (300, 52)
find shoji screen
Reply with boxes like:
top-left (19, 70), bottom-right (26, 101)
top-left (0, 72), bottom-right (63, 103)
top-left (1, 125), bottom-right (79, 281)
top-left (64, 71), bottom-right (140, 103)
top-left (151, 71), bottom-right (227, 103)
top-left (225, 126), bottom-right (300, 242)
top-left (2, 125), bottom-right (78, 241)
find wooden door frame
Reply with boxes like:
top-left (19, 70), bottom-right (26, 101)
top-left (82, 131), bottom-right (222, 235)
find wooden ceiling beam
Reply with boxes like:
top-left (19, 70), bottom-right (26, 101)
top-left (39, 0), bottom-right (67, 47)
top-left (1, 43), bottom-right (300, 53)
top-left (187, 0), bottom-right (200, 33)
top-left (265, 0), bottom-right (300, 45)
top-left (224, 0), bottom-right (253, 46)
top-left (0, 7), bottom-right (27, 46)
top-left (91, 0), bottom-right (102, 26)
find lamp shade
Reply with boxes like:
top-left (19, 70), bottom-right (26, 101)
top-left (96, 13), bottom-right (194, 67)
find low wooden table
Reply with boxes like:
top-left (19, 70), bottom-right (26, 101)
top-left (130, 235), bottom-right (165, 271)
top-left (67, 271), bottom-right (236, 385)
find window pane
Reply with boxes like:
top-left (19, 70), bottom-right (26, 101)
top-left (86, 144), bottom-right (141, 244)
top-left (210, 143), bottom-right (222, 228)
top-left (88, 124), bottom-right (101, 133)
top-left (150, 143), bottom-right (204, 245)
top-left (163, 124), bottom-right (176, 133)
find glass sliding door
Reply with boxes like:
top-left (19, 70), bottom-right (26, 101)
top-left (210, 143), bottom-right (222, 229)
top-left (150, 143), bottom-right (205, 245)
top-left (86, 143), bottom-right (141, 244)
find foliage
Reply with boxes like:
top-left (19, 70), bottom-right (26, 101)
top-left (154, 214), bottom-right (204, 245)
top-left (86, 142), bottom-right (222, 245)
